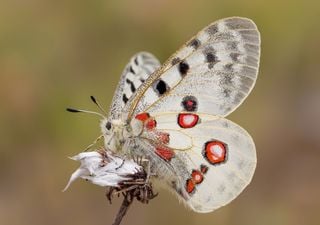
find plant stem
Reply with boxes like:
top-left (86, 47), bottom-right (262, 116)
top-left (111, 196), bottom-right (133, 225)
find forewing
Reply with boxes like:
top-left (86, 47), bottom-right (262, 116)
top-left (124, 17), bottom-right (260, 118)
top-left (108, 52), bottom-right (160, 119)
top-left (140, 112), bottom-right (256, 212)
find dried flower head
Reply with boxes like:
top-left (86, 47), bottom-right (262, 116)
top-left (63, 149), bottom-right (144, 191)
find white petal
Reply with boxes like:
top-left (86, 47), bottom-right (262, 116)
top-left (63, 168), bottom-right (87, 192)
top-left (64, 150), bottom-right (144, 191)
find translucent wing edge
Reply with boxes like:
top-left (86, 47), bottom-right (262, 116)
top-left (125, 17), bottom-right (261, 119)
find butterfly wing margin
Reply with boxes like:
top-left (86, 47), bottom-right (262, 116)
top-left (148, 113), bottom-right (257, 212)
top-left (124, 17), bottom-right (260, 119)
top-left (108, 52), bottom-right (161, 119)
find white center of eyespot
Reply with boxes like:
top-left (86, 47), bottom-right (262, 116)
top-left (210, 145), bottom-right (223, 157)
top-left (183, 115), bottom-right (195, 125)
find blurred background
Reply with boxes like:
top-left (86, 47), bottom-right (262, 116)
top-left (0, 0), bottom-right (319, 225)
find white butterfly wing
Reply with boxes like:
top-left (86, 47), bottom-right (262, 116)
top-left (108, 52), bottom-right (160, 119)
top-left (124, 17), bottom-right (260, 118)
top-left (115, 17), bottom-right (260, 212)
top-left (138, 113), bottom-right (256, 212)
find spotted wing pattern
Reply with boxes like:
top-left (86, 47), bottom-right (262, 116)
top-left (124, 17), bottom-right (260, 119)
top-left (108, 52), bottom-right (160, 119)
top-left (115, 17), bottom-right (260, 213)
top-left (133, 112), bottom-right (256, 212)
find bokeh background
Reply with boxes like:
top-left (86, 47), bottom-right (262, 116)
top-left (1, 1), bottom-right (319, 225)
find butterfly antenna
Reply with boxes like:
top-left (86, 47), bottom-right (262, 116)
top-left (66, 107), bottom-right (106, 118)
top-left (90, 96), bottom-right (107, 115)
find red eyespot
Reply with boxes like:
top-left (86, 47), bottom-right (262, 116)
top-left (155, 146), bottom-right (175, 161)
top-left (146, 119), bottom-right (157, 130)
top-left (158, 132), bottom-right (170, 144)
top-left (191, 170), bottom-right (203, 184)
top-left (186, 100), bottom-right (193, 107)
top-left (135, 112), bottom-right (150, 122)
top-left (186, 179), bottom-right (195, 194)
top-left (177, 113), bottom-right (199, 128)
top-left (203, 141), bottom-right (227, 164)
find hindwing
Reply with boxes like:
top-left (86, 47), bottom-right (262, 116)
top-left (134, 112), bottom-right (256, 212)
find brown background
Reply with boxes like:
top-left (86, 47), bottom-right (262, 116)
top-left (0, 1), bottom-right (319, 225)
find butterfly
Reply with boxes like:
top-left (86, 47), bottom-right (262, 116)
top-left (98, 17), bottom-right (260, 213)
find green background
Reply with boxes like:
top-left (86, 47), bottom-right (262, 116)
top-left (1, 1), bottom-right (319, 225)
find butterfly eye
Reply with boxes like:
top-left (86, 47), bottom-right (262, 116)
top-left (105, 121), bottom-right (112, 130)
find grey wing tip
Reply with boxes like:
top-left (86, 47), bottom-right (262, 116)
top-left (205, 17), bottom-right (261, 45)
top-left (223, 17), bottom-right (259, 30)
top-left (224, 17), bottom-right (261, 41)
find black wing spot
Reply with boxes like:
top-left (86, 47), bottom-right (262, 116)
top-left (178, 61), bottom-right (190, 76)
top-left (206, 52), bottom-right (217, 63)
top-left (129, 66), bottom-right (135, 74)
top-left (207, 24), bottom-right (219, 35)
top-left (154, 79), bottom-right (169, 95)
top-left (203, 47), bottom-right (219, 69)
top-left (134, 57), bottom-right (139, 65)
top-left (181, 95), bottom-right (198, 112)
top-left (230, 53), bottom-right (241, 62)
top-left (130, 84), bottom-right (136, 92)
top-left (221, 74), bottom-right (233, 86)
top-left (223, 89), bottom-right (232, 98)
top-left (171, 57), bottom-right (181, 65)
top-left (224, 63), bottom-right (234, 71)
top-left (188, 38), bottom-right (201, 49)
top-left (122, 94), bottom-right (129, 103)
top-left (126, 79), bottom-right (136, 92)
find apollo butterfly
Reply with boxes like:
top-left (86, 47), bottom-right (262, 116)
top-left (70, 17), bottom-right (260, 213)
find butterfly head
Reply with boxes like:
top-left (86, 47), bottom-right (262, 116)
top-left (100, 116), bottom-right (144, 152)
top-left (100, 118), bottom-right (124, 152)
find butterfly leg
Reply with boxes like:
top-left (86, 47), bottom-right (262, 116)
top-left (106, 156), bottom-right (158, 204)
top-left (131, 155), bottom-right (152, 183)
top-left (106, 180), bottom-right (157, 204)
top-left (142, 158), bottom-right (151, 184)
